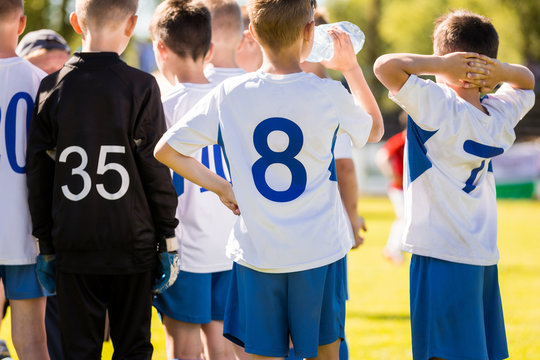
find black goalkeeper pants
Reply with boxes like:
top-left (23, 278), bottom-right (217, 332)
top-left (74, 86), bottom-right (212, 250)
top-left (56, 271), bottom-right (153, 360)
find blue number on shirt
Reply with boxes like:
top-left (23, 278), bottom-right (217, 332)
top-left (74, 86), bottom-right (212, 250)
top-left (1, 92), bottom-right (34, 174)
top-left (462, 140), bottom-right (504, 193)
top-left (252, 117), bottom-right (307, 202)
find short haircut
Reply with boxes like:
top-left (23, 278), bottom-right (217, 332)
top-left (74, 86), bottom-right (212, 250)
top-left (75, 0), bottom-right (138, 29)
top-left (241, 6), bottom-right (249, 30)
top-left (432, 9), bottom-right (498, 59)
top-left (204, 0), bottom-right (243, 41)
top-left (248, 0), bottom-right (316, 51)
top-left (0, 0), bottom-right (23, 18)
top-left (150, 0), bottom-right (211, 61)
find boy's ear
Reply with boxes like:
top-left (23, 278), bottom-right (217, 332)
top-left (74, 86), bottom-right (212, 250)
top-left (204, 43), bottom-right (214, 64)
top-left (70, 12), bottom-right (83, 35)
top-left (124, 15), bottom-right (138, 37)
top-left (17, 15), bottom-right (27, 36)
top-left (248, 23), bottom-right (259, 45)
top-left (304, 20), bottom-right (315, 43)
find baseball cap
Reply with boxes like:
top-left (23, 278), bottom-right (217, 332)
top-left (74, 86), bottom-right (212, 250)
top-left (16, 29), bottom-right (71, 57)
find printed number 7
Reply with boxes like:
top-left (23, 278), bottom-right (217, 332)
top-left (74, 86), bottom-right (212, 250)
top-left (462, 140), bottom-right (503, 194)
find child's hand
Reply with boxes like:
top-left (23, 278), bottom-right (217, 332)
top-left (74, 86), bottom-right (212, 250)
top-left (321, 28), bottom-right (359, 73)
top-left (351, 215), bottom-right (367, 249)
top-left (440, 52), bottom-right (491, 89)
top-left (218, 183), bottom-right (240, 216)
top-left (465, 54), bottom-right (503, 93)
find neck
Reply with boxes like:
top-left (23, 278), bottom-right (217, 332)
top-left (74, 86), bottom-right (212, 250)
top-left (0, 47), bottom-right (17, 58)
top-left (260, 45), bottom-right (303, 75)
top-left (165, 58), bottom-right (209, 85)
top-left (81, 30), bottom-right (125, 54)
top-left (0, 36), bottom-right (18, 58)
top-left (300, 62), bottom-right (328, 79)
top-left (450, 85), bottom-right (487, 114)
top-left (209, 43), bottom-right (238, 68)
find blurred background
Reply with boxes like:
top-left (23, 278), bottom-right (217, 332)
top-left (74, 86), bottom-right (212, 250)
top-left (21, 0), bottom-right (540, 198)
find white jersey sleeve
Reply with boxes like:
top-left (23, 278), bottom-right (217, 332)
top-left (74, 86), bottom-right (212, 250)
top-left (334, 134), bottom-right (353, 160)
top-left (0, 58), bottom-right (46, 264)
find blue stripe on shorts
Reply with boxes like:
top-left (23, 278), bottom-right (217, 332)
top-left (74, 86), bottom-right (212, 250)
top-left (0, 264), bottom-right (46, 300)
top-left (410, 255), bottom-right (508, 360)
top-left (224, 257), bottom-right (347, 358)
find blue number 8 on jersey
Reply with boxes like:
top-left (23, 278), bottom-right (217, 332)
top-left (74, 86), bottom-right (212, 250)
top-left (252, 117), bottom-right (307, 202)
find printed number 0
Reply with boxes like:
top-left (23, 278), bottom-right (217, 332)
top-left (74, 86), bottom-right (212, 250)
top-left (59, 146), bottom-right (129, 201)
top-left (251, 117), bottom-right (307, 202)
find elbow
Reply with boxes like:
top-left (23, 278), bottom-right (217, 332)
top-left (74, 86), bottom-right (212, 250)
top-left (368, 127), bottom-right (384, 143)
top-left (373, 55), bottom-right (394, 83)
top-left (153, 140), bottom-right (167, 164)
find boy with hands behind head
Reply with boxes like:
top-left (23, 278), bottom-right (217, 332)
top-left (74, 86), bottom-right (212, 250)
top-left (26, 0), bottom-right (179, 358)
top-left (374, 9), bottom-right (534, 360)
top-left (155, 1), bottom-right (383, 359)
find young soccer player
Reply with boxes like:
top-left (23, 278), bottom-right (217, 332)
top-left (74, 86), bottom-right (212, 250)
top-left (0, 1), bottom-right (49, 359)
top-left (149, 1), bottom-right (238, 359)
top-left (26, 0), bottom-right (179, 358)
top-left (203, 0), bottom-right (246, 83)
top-left (16, 29), bottom-right (70, 75)
top-left (374, 9), bottom-right (535, 360)
top-left (155, 1), bottom-right (384, 359)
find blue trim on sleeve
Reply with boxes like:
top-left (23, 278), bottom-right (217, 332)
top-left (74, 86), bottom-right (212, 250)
top-left (173, 172), bottom-right (185, 197)
top-left (406, 115), bottom-right (438, 187)
top-left (488, 160), bottom-right (493, 173)
top-left (328, 126), bottom-right (339, 181)
top-left (218, 126), bottom-right (233, 183)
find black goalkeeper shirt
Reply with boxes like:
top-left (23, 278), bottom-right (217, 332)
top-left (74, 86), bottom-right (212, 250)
top-left (27, 52), bottom-right (178, 274)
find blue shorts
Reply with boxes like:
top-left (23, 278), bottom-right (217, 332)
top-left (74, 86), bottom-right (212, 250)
top-left (410, 255), bottom-right (508, 360)
top-left (154, 270), bottom-right (231, 323)
top-left (224, 257), bottom-right (347, 358)
top-left (0, 264), bottom-right (46, 300)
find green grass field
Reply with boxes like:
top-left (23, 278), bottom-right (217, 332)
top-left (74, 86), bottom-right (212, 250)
top-left (1, 197), bottom-right (539, 359)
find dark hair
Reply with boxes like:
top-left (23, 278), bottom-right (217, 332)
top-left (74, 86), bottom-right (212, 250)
top-left (433, 9), bottom-right (498, 58)
top-left (0, 0), bottom-right (23, 18)
top-left (150, 0), bottom-right (212, 61)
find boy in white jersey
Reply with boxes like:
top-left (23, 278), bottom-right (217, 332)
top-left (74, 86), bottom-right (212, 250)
top-left (374, 9), bottom-right (535, 360)
top-left (150, 2), bottom-right (238, 360)
top-left (202, 0), bottom-right (246, 83)
top-left (155, 0), bottom-right (384, 358)
top-left (0, 0), bottom-right (49, 358)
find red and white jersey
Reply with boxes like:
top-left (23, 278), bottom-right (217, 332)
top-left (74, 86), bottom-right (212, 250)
top-left (0, 57), bottom-right (46, 264)
top-left (163, 82), bottom-right (236, 273)
top-left (163, 70), bottom-right (373, 273)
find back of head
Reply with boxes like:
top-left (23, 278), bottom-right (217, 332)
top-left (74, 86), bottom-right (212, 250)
top-left (76, 0), bottom-right (138, 30)
top-left (314, 6), bottom-right (328, 26)
top-left (248, 0), bottom-right (315, 51)
top-left (0, 0), bottom-right (23, 19)
top-left (432, 9), bottom-right (498, 58)
top-left (203, 0), bottom-right (243, 45)
top-left (150, 0), bottom-right (211, 61)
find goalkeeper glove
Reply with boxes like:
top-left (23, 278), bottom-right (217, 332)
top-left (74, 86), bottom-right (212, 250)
top-left (36, 254), bottom-right (56, 294)
top-left (153, 236), bottom-right (180, 294)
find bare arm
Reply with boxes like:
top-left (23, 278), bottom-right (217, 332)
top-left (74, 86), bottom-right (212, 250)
top-left (477, 56), bottom-right (535, 91)
top-left (373, 52), bottom-right (490, 95)
top-left (154, 140), bottom-right (240, 215)
top-left (336, 158), bottom-right (366, 248)
top-left (322, 29), bottom-right (384, 142)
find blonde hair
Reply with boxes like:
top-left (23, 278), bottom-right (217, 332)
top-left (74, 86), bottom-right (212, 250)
top-left (75, 0), bottom-right (138, 29)
top-left (247, 0), bottom-right (315, 51)
top-left (203, 0), bottom-right (243, 40)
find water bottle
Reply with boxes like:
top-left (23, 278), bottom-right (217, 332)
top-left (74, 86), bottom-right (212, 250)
top-left (306, 21), bottom-right (365, 63)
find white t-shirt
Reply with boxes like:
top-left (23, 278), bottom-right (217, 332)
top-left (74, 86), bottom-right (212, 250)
top-left (162, 82), bottom-right (236, 273)
top-left (0, 57), bottom-right (46, 265)
top-left (334, 134), bottom-right (353, 160)
top-left (390, 75), bottom-right (535, 265)
top-left (163, 70), bottom-right (373, 272)
top-left (204, 65), bottom-right (246, 85)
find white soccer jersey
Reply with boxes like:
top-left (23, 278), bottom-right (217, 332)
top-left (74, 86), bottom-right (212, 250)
top-left (204, 65), bottom-right (246, 85)
top-left (334, 134), bottom-right (353, 160)
top-left (390, 75), bottom-right (535, 266)
top-left (163, 82), bottom-right (236, 273)
top-left (164, 70), bottom-right (373, 272)
top-left (0, 57), bottom-right (46, 264)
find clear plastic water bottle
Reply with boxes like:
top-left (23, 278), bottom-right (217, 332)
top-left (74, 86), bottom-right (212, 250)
top-left (306, 21), bottom-right (365, 63)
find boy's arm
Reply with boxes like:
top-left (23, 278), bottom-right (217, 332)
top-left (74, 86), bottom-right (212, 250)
top-left (373, 52), bottom-right (489, 95)
top-left (477, 57), bottom-right (535, 91)
top-left (27, 89), bottom-right (56, 255)
top-left (133, 81), bottom-right (179, 243)
top-left (322, 29), bottom-right (384, 142)
top-left (154, 141), bottom-right (240, 215)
